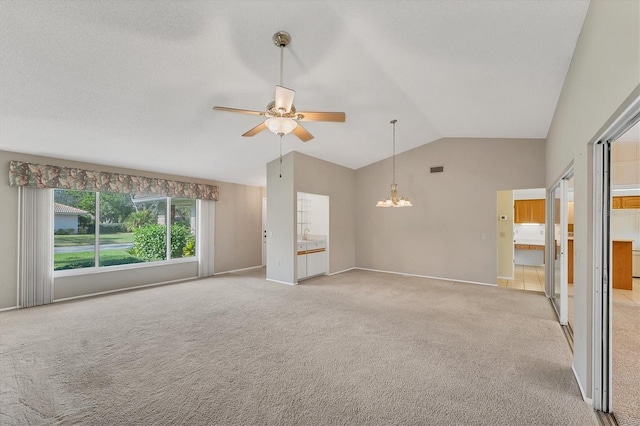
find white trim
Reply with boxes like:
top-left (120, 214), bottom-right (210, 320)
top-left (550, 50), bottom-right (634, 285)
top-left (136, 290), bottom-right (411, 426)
top-left (0, 306), bottom-right (20, 312)
top-left (353, 267), bottom-right (497, 287)
top-left (16, 187), bottom-right (21, 308)
top-left (328, 267), bottom-right (356, 276)
top-left (497, 275), bottom-right (514, 280)
top-left (573, 364), bottom-right (593, 406)
top-left (53, 276), bottom-right (196, 303)
top-left (214, 265), bottom-right (263, 275)
top-left (266, 278), bottom-right (296, 286)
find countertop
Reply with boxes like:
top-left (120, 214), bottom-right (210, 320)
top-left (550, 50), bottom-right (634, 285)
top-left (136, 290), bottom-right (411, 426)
top-left (514, 239), bottom-right (545, 246)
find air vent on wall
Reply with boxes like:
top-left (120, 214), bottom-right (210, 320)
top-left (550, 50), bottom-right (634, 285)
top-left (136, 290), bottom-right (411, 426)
top-left (430, 166), bottom-right (444, 173)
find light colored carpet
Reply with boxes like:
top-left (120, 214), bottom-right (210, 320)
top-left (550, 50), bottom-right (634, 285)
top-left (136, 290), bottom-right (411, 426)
top-left (0, 268), bottom-right (597, 425)
top-left (613, 302), bottom-right (640, 426)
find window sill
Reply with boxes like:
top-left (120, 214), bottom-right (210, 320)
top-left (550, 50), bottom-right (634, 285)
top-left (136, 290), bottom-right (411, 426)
top-left (53, 257), bottom-right (197, 278)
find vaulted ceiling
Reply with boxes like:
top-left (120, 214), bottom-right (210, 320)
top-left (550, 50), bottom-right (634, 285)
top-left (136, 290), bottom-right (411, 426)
top-left (0, 1), bottom-right (590, 186)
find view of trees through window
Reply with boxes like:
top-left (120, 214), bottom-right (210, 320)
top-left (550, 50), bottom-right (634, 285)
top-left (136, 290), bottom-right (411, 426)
top-left (54, 190), bottom-right (196, 271)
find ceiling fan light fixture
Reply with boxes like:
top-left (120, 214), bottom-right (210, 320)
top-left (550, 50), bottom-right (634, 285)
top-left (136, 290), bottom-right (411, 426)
top-left (265, 116), bottom-right (298, 136)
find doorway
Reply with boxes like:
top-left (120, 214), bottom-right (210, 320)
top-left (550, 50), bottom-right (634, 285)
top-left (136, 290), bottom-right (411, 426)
top-left (497, 188), bottom-right (546, 292)
top-left (296, 192), bottom-right (329, 282)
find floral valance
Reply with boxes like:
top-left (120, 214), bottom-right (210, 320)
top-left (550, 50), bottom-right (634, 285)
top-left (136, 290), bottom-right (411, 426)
top-left (9, 161), bottom-right (219, 201)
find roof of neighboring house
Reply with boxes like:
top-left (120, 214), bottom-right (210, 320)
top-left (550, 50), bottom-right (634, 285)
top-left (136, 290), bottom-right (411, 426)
top-left (54, 203), bottom-right (89, 215)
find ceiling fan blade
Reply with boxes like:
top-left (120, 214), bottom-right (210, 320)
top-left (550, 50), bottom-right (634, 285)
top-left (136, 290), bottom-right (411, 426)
top-left (242, 122), bottom-right (268, 137)
top-left (275, 86), bottom-right (295, 113)
top-left (213, 106), bottom-right (264, 116)
top-left (296, 111), bottom-right (346, 122)
top-left (292, 123), bottom-right (314, 142)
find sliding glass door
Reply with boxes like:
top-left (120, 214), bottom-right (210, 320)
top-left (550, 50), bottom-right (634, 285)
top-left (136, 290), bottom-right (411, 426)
top-left (549, 174), bottom-right (570, 325)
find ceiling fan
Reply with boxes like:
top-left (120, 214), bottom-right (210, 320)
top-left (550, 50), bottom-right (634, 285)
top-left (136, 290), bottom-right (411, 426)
top-left (213, 31), bottom-right (346, 142)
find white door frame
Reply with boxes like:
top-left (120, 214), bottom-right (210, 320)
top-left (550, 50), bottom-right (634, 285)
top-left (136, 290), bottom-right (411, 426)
top-left (592, 95), bottom-right (640, 412)
top-left (548, 169), bottom-right (572, 325)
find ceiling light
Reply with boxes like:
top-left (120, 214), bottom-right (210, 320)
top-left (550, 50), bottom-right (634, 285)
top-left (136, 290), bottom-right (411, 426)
top-left (376, 119), bottom-right (412, 208)
top-left (265, 116), bottom-right (298, 136)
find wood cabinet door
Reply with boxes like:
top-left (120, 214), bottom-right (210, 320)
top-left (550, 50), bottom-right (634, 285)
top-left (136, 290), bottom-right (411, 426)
top-left (612, 197), bottom-right (622, 209)
top-left (514, 200), bottom-right (529, 223)
top-left (515, 199), bottom-right (545, 223)
top-left (531, 199), bottom-right (545, 223)
top-left (621, 196), bottom-right (640, 209)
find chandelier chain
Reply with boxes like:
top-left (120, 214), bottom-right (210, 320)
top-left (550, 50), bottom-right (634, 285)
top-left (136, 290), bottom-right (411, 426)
top-left (392, 120), bottom-right (396, 185)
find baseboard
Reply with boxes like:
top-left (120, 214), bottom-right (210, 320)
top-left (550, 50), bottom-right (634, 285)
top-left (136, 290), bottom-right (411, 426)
top-left (328, 267), bottom-right (356, 276)
top-left (0, 305), bottom-right (19, 312)
top-left (353, 267), bottom-right (497, 287)
top-left (53, 276), bottom-right (197, 303)
top-left (266, 278), bottom-right (296, 286)
top-left (572, 364), bottom-right (593, 405)
top-left (214, 265), bottom-right (263, 275)
top-left (497, 275), bottom-right (514, 280)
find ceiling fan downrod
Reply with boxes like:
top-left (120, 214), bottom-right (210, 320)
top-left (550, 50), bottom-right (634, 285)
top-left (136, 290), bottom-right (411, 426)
top-left (273, 31), bottom-right (290, 87)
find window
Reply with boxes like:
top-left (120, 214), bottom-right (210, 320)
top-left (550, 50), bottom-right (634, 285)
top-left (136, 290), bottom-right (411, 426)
top-left (53, 190), bottom-right (197, 271)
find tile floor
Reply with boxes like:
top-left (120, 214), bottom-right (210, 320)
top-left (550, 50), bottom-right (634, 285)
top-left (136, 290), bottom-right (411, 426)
top-left (498, 266), bottom-right (640, 307)
top-left (497, 265), bottom-right (545, 292)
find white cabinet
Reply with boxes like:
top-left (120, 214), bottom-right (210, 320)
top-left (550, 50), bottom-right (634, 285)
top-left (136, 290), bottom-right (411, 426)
top-left (297, 253), bottom-right (307, 279)
top-left (297, 240), bottom-right (326, 281)
top-left (297, 243), bottom-right (308, 280)
top-left (307, 251), bottom-right (326, 277)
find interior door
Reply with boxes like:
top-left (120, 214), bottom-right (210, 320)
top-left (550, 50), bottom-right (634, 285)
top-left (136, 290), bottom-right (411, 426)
top-left (262, 197), bottom-right (267, 266)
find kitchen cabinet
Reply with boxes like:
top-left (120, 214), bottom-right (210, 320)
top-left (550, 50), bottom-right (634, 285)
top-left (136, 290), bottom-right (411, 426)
top-left (612, 197), bottom-right (622, 209)
top-left (514, 199), bottom-right (545, 224)
top-left (514, 244), bottom-right (545, 264)
top-left (612, 240), bottom-right (632, 290)
top-left (612, 196), bottom-right (640, 209)
top-left (297, 244), bottom-right (307, 279)
top-left (307, 251), bottom-right (326, 277)
top-left (297, 240), bottom-right (326, 281)
top-left (571, 239), bottom-right (633, 288)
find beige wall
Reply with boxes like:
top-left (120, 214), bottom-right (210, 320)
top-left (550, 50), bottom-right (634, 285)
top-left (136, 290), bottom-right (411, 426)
top-left (0, 152), bottom-right (19, 309)
top-left (266, 152), bottom-right (296, 284)
top-left (546, 1), bottom-right (640, 403)
top-left (293, 152), bottom-right (356, 275)
top-left (544, 0), bottom-right (640, 400)
top-left (497, 190), bottom-right (514, 279)
top-left (355, 138), bottom-right (545, 284)
top-left (214, 180), bottom-right (263, 273)
top-left (0, 150), bottom-right (263, 309)
top-left (266, 151), bottom-right (356, 284)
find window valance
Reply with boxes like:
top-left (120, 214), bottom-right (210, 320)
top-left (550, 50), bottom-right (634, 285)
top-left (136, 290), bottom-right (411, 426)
top-left (9, 161), bottom-right (219, 201)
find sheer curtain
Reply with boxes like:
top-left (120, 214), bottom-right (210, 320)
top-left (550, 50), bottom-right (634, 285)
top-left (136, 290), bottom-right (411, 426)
top-left (19, 187), bottom-right (54, 307)
top-left (197, 200), bottom-right (215, 277)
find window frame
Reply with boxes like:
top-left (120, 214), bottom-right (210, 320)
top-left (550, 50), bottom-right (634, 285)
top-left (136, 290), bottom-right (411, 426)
top-left (53, 190), bottom-right (198, 277)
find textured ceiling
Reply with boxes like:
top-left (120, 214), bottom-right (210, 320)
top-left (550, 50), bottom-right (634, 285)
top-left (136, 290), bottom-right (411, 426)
top-left (0, 1), bottom-right (590, 186)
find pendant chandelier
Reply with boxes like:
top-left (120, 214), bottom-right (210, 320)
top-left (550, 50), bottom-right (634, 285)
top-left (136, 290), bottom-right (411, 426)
top-left (376, 119), bottom-right (412, 207)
